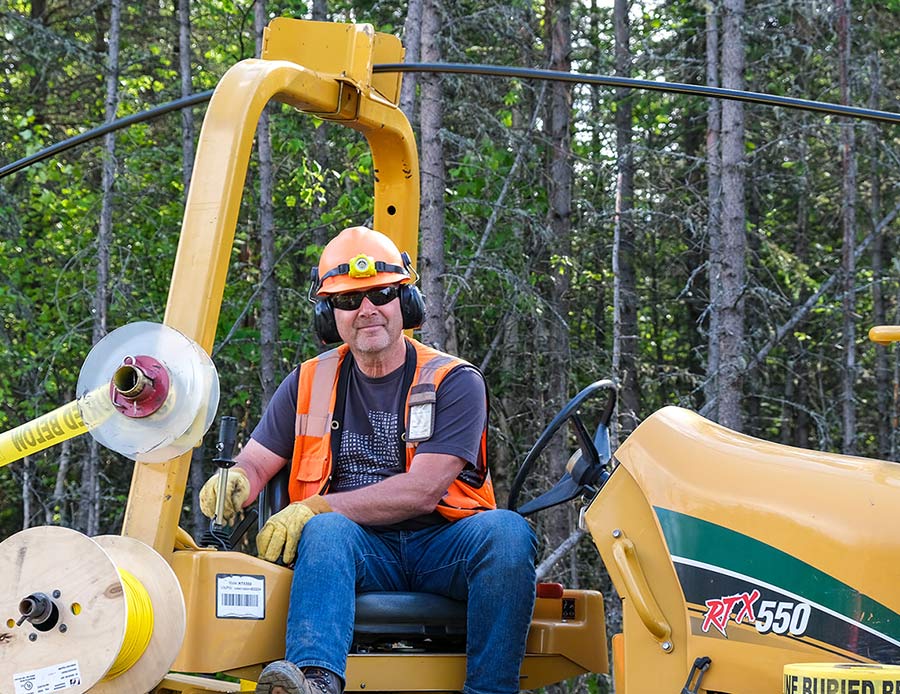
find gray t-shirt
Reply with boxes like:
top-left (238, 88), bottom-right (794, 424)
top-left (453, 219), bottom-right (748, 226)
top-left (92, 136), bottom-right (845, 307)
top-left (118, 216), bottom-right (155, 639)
top-left (251, 350), bottom-right (487, 520)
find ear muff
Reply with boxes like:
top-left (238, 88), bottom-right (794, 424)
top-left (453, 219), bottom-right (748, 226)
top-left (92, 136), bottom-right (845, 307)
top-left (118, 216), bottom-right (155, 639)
top-left (313, 298), bottom-right (341, 345)
top-left (399, 284), bottom-right (425, 330)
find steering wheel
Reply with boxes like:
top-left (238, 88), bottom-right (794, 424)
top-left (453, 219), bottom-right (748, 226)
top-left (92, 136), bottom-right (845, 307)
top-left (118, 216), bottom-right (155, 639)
top-left (508, 380), bottom-right (617, 516)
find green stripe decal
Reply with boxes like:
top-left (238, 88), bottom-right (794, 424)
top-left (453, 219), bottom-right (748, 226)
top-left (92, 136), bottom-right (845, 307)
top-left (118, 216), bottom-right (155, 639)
top-left (654, 506), bottom-right (900, 642)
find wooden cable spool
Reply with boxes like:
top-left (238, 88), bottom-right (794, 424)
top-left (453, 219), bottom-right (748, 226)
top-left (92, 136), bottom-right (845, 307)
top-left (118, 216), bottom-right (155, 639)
top-left (0, 526), bottom-right (185, 693)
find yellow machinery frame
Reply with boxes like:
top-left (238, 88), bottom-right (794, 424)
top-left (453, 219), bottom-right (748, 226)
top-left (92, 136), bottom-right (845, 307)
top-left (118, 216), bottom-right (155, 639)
top-left (114, 18), bottom-right (607, 693)
top-left (125, 18), bottom-right (900, 694)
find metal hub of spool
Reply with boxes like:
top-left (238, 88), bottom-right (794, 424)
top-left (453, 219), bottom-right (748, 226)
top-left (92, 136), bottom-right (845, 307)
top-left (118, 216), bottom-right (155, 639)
top-left (0, 526), bottom-right (186, 694)
top-left (110, 355), bottom-right (171, 418)
top-left (77, 321), bottom-right (220, 463)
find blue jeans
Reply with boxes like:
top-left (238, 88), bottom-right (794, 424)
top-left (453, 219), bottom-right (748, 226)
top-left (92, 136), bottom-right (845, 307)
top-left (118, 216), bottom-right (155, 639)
top-left (284, 510), bottom-right (537, 694)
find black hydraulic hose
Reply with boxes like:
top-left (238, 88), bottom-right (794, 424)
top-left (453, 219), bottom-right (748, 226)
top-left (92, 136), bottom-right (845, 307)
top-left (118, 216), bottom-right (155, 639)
top-left (0, 90), bottom-right (214, 180)
top-left (4, 62), bottom-right (899, 181)
top-left (375, 63), bottom-right (900, 126)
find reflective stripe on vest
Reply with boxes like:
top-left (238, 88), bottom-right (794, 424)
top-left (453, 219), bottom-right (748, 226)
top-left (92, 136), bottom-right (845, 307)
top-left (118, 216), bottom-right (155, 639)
top-left (288, 337), bottom-right (496, 520)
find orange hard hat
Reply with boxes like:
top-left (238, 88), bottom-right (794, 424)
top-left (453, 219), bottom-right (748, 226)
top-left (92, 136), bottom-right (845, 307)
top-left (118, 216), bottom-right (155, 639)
top-left (313, 226), bottom-right (412, 296)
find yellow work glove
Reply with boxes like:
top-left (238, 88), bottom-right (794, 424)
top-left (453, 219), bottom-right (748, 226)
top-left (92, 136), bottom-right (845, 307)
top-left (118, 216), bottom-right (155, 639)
top-left (256, 495), bottom-right (332, 564)
top-left (199, 467), bottom-right (251, 524)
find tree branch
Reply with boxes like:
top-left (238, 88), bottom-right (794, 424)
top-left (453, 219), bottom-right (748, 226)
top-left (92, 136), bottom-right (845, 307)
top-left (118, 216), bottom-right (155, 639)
top-left (446, 80), bottom-right (549, 316)
top-left (535, 527), bottom-right (585, 581)
top-left (700, 197), bottom-right (900, 418)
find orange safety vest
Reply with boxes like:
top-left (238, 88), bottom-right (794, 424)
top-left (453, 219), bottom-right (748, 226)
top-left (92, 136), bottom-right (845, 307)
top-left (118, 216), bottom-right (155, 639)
top-left (288, 337), bottom-right (496, 521)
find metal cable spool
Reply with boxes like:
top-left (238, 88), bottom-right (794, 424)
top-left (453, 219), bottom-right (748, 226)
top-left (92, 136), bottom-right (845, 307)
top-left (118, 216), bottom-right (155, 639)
top-left (0, 526), bottom-right (185, 693)
top-left (0, 321), bottom-right (220, 467)
top-left (76, 321), bottom-right (220, 463)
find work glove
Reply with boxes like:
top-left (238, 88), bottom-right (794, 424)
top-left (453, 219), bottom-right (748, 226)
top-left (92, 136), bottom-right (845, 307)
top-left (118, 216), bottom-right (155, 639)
top-left (256, 495), bottom-right (332, 564)
top-left (199, 467), bottom-right (251, 524)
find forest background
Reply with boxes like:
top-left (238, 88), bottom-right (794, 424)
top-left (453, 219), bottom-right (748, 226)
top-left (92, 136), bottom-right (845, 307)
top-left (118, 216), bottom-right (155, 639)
top-left (2, 1), bottom-right (900, 691)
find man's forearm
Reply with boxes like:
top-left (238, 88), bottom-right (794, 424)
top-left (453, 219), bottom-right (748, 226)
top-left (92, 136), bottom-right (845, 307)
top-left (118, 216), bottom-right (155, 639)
top-left (325, 453), bottom-right (465, 525)
top-left (234, 439), bottom-right (290, 505)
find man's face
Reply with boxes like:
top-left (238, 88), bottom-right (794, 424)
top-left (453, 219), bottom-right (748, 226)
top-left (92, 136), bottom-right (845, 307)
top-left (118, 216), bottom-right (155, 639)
top-left (332, 284), bottom-right (404, 357)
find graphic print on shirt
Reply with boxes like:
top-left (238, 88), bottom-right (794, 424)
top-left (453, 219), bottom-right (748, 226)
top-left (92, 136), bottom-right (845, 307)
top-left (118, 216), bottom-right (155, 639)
top-left (331, 409), bottom-right (402, 491)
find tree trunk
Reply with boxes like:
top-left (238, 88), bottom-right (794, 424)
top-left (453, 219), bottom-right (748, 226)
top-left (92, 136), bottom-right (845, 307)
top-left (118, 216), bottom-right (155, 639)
top-left (782, 137), bottom-right (811, 446)
top-left (612, 0), bottom-right (639, 439)
top-left (178, 0), bottom-right (194, 189)
top-left (178, 0), bottom-right (208, 536)
top-left (544, 0), bottom-right (574, 583)
top-left (419, 0), bottom-right (448, 350)
top-left (867, 53), bottom-right (889, 458)
top-left (705, 0), bottom-right (722, 418)
top-left (47, 436), bottom-right (72, 526)
top-left (311, 0), bottom-right (330, 248)
top-left (715, 0), bottom-right (746, 431)
top-left (400, 0), bottom-right (423, 125)
top-left (256, 0), bottom-right (278, 409)
top-left (837, 0), bottom-right (858, 454)
top-left (589, 0), bottom-right (608, 380)
top-left (81, 0), bottom-right (121, 535)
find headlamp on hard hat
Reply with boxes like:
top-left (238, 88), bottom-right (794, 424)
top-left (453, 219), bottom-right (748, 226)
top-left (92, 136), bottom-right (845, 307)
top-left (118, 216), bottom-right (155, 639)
top-left (348, 254), bottom-right (377, 279)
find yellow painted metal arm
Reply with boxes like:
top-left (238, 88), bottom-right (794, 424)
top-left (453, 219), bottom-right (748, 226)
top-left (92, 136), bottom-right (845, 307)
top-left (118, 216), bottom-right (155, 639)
top-left (165, 59), bottom-right (345, 348)
top-left (122, 60), bottom-right (342, 553)
top-left (121, 20), bottom-right (419, 556)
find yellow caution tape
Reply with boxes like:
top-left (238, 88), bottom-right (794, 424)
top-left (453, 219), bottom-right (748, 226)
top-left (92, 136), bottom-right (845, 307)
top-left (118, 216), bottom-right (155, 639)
top-left (0, 401), bottom-right (87, 468)
top-left (784, 662), bottom-right (900, 694)
top-left (0, 386), bottom-right (114, 469)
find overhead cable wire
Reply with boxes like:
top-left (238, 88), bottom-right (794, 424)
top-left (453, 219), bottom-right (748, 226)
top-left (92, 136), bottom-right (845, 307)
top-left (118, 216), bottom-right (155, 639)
top-left (4, 62), bottom-right (899, 180)
top-left (0, 90), bottom-right (214, 179)
top-left (374, 63), bottom-right (900, 125)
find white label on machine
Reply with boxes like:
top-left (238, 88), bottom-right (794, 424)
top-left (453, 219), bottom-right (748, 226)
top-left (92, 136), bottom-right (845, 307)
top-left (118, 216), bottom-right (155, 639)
top-left (13, 659), bottom-right (82, 693)
top-left (216, 573), bottom-right (265, 619)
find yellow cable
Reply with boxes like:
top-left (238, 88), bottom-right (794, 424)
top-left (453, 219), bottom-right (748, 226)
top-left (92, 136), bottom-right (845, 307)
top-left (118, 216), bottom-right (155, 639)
top-left (103, 568), bottom-right (155, 681)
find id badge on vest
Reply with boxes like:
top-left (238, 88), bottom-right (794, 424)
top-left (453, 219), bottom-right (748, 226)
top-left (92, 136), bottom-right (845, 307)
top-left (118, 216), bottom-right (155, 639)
top-left (407, 388), bottom-right (436, 442)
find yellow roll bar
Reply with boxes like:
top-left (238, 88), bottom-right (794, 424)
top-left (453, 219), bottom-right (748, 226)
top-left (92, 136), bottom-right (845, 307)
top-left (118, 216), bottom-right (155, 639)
top-left (122, 19), bottom-right (419, 554)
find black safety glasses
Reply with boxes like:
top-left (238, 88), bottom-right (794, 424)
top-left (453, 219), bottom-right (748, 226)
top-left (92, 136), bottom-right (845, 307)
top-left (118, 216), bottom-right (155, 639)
top-left (330, 285), bottom-right (400, 311)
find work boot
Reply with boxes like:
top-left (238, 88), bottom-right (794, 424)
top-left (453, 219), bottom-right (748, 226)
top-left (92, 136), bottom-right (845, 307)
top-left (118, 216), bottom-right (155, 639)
top-left (303, 667), bottom-right (343, 694)
top-left (255, 661), bottom-right (343, 694)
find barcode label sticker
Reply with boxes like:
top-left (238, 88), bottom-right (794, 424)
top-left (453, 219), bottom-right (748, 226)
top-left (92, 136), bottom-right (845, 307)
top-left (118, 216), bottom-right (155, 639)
top-left (216, 573), bottom-right (265, 619)
top-left (14, 659), bottom-right (82, 692)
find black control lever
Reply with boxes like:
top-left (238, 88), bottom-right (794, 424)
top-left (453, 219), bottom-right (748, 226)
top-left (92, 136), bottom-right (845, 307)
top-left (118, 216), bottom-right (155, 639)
top-left (201, 416), bottom-right (257, 550)
top-left (212, 415), bottom-right (238, 526)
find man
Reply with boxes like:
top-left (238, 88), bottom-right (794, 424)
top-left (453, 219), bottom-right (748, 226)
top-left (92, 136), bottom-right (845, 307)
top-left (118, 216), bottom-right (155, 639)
top-left (200, 226), bottom-right (537, 694)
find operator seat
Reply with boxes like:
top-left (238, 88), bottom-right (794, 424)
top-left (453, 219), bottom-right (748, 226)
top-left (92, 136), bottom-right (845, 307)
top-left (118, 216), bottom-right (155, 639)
top-left (259, 468), bottom-right (468, 651)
